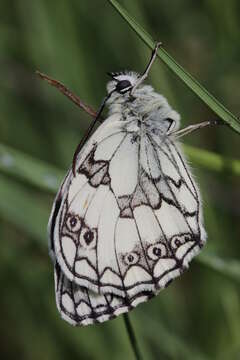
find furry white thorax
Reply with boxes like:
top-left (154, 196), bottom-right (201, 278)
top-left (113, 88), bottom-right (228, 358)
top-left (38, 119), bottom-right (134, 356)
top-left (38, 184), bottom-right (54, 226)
top-left (106, 71), bottom-right (180, 133)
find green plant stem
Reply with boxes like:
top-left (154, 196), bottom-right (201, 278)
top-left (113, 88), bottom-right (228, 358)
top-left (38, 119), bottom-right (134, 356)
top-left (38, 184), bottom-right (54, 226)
top-left (123, 314), bottom-right (143, 360)
top-left (108, 0), bottom-right (240, 135)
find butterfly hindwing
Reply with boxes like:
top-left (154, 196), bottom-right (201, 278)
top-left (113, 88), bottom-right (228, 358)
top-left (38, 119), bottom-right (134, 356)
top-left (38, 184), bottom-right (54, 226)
top-left (54, 262), bottom-right (155, 326)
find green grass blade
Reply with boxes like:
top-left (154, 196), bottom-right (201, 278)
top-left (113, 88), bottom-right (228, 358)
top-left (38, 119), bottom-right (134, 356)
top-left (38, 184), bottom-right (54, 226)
top-left (0, 143), bottom-right (64, 194)
top-left (108, 0), bottom-right (240, 135)
top-left (198, 253), bottom-right (240, 283)
top-left (183, 144), bottom-right (240, 176)
top-left (0, 174), bottom-right (48, 243)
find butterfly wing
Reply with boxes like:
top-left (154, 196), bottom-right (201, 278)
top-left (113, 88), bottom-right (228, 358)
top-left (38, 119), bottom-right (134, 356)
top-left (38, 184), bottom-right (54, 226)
top-left (49, 114), bottom-right (206, 325)
top-left (137, 131), bottom-right (206, 288)
top-left (55, 262), bottom-right (155, 326)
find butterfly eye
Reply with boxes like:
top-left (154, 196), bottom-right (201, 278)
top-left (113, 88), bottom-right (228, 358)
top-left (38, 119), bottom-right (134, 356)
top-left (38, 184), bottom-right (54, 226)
top-left (115, 80), bottom-right (132, 93)
top-left (123, 252), bottom-right (139, 266)
top-left (147, 243), bottom-right (167, 260)
top-left (80, 227), bottom-right (97, 249)
top-left (66, 214), bottom-right (81, 233)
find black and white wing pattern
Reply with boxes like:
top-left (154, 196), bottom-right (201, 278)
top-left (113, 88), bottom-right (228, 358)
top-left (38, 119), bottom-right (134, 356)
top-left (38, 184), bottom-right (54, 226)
top-left (49, 109), bottom-right (206, 326)
top-left (55, 262), bottom-right (154, 326)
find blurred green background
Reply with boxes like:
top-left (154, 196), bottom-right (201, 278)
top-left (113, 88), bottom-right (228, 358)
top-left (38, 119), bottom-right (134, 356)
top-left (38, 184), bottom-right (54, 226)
top-left (0, 1), bottom-right (240, 359)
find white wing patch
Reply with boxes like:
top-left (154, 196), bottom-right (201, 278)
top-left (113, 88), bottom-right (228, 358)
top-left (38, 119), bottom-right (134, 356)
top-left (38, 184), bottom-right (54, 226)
top-left (49, 109), bottom-right (206, 326)
top-left (109, 134), bottom-right (139, 196)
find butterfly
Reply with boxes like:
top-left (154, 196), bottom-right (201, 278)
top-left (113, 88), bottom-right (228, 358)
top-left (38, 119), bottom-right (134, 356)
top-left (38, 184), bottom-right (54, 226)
top-left (48, 43), bottom-right (207, 326)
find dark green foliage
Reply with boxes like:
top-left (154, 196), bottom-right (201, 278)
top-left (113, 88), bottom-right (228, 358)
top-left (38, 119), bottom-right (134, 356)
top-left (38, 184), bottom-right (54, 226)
top-left (0, 1), bottom-right (240, 359)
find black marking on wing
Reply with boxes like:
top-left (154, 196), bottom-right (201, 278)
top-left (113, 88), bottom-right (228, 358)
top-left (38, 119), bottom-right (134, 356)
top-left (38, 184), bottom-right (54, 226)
top-left (162, 138), bottom-right (202, 235)
top-left (50, 194), bottom-right (62, 255)
top-left (139, 137), bottom-right (176, 259)
top-left (70, 273), bottom-right (78, 321)
top-left (78, 146), bottom-right (110, 187)
top-left (152, 134), bottom-right (198, 201)
top-left (116, 170), bottom-right (163, 219)
top-left (98, 266), bottom-right (125, 282)
top-left (49, 170), bottom-right (72, 256)
top-left (168, 142), bottom-right (199, 199)
top-left (56, 264), bottom-right (153, 325)
top-left (76, 131), bottom-right (130, 190)
top-left (142, 135), bottom-right (202, 264)
top-left (165, 175), bottom-right (182, 189)
top-left (147, 134), bottom-right (198, 233)
top-left (167, 141), bottom-right (201, 234)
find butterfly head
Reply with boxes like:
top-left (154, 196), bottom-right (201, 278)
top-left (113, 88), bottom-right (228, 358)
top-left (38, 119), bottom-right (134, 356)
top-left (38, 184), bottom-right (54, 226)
top-left (106, 71), bottom-right (140, 95)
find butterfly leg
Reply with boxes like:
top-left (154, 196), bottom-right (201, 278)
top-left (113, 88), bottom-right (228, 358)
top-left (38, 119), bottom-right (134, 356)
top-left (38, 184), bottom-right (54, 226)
top-left (170, 119), bottom-right (221, 139)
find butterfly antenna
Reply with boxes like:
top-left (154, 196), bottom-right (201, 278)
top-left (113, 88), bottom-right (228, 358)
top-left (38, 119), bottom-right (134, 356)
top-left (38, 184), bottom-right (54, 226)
top-left (131, 41), bottom-right (162, 94)
top-left (72, 90), bottom-right (114, 176)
